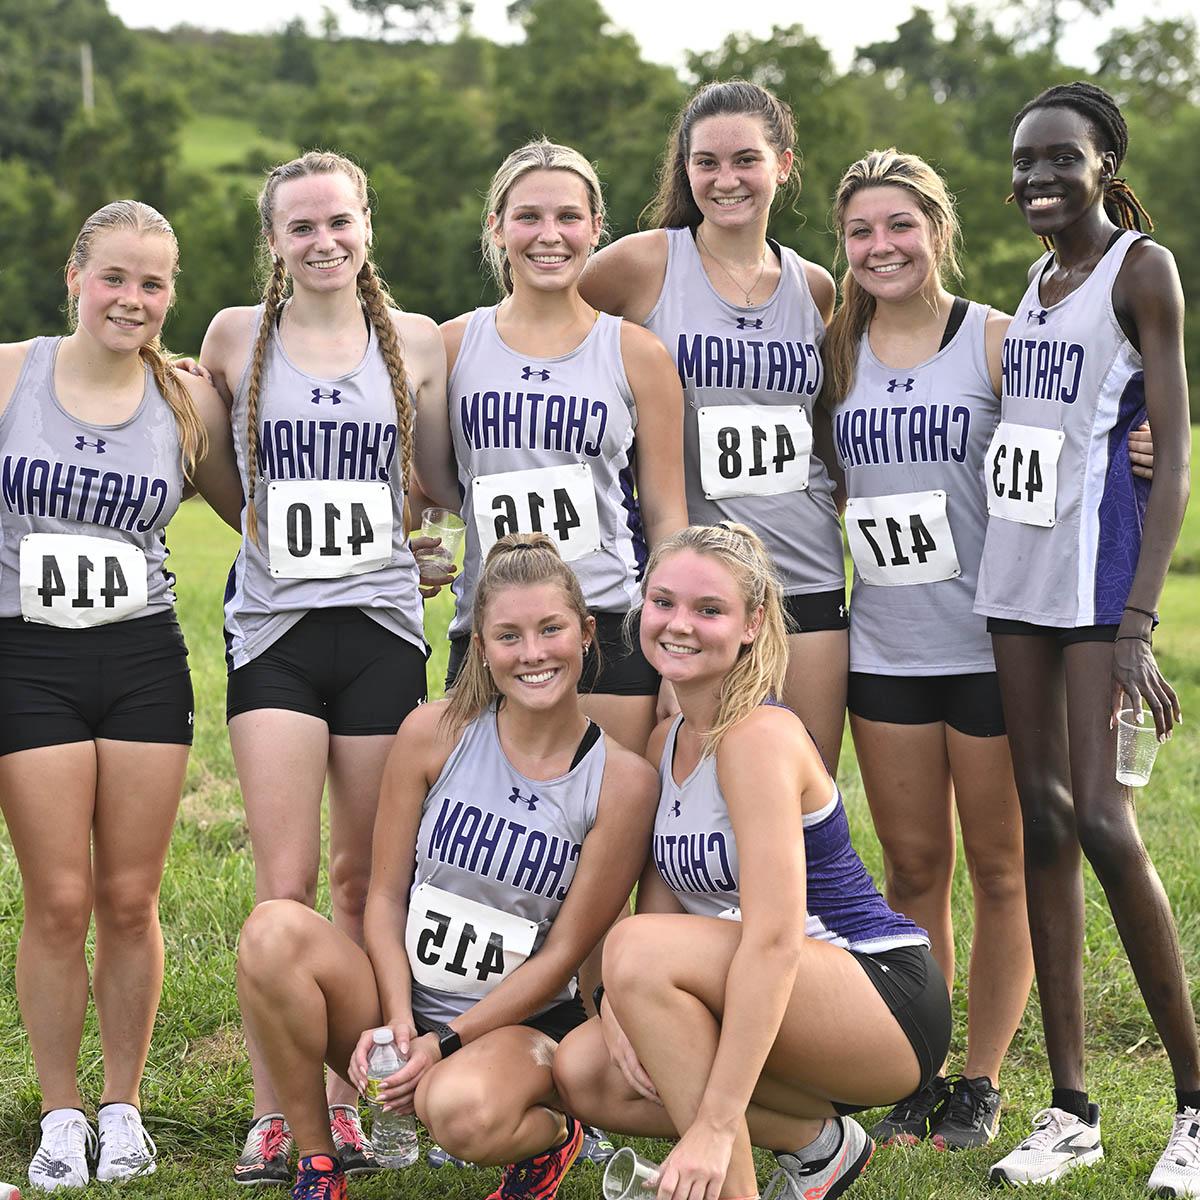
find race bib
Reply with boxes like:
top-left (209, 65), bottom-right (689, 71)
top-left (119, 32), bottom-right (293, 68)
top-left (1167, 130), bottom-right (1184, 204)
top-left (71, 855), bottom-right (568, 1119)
top-left (406, 883), bottom-right (539, 997)
top-left (697, 405), bottom-right (811, 500)
top-left (471, 464), bottom-right (600, 562)
top-left (266, 480), bottom-right (393, 578)
top-left (20, 533), bottom-right (148, 628)
top-left (984, 422), bottom-right (1064, 527)
top-left (846, 490), bottom-right (960, 586)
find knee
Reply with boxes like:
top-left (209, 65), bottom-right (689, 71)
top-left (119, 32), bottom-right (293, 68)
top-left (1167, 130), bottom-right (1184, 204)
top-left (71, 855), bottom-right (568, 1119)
top-left (964, 845), bottom-right (1027, 906)
top-left (552, 1029), bottom-right (605, 1119)
top-left (93, 879), bottom-right (160, 941)
top-left (1076, 805), bottom-right (1143, 885)
top-left (238, 899), bottom-right (315, 983)
top-left (23, 880), bottom-right (92, 949)
top-left (1018, 783), bottom-right (1076, 867)
top-left (601, 918), bottom-right (659, 1001)
top-left (327, 854), bottom-right (370, 924)
top-left (882, 843), bottom-right (952, 905)
top-left (419, 1072), bottom-right (502, 1163)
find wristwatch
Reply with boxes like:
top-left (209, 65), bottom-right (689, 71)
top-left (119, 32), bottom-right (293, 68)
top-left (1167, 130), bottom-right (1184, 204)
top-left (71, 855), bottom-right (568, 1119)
top-left (429, 1021), bottom-right (462, 1058)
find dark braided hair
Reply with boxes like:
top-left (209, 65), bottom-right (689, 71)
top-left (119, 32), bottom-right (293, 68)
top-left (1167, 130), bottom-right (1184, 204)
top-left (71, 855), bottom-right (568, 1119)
top-left (1009, 81), bottom-right (1153, 248)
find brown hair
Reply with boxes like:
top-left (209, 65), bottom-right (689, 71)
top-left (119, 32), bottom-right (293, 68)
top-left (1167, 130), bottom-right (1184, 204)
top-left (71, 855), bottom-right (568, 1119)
top-left (65, 200), bottom-right (208, 479)
top-left (244, 150), bottom-right (414, 544)
top-left (644, 80), bottom-right (799, 231)
top-left (825, 149), bottom-right (962, 406)
top-left (639, 522), bottom-right (789, 755)
top-left (442, 533), bottom-right (593, 734)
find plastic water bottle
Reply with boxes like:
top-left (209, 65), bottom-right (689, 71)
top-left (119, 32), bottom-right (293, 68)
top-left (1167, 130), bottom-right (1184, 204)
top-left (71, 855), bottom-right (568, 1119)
top-left (365, 1028), bottom-right (419, 1168)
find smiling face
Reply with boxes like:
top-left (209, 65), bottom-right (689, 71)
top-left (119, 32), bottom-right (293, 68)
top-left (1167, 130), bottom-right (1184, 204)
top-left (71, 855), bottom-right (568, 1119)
top-left (842, 184), bottom-right (939, 304)
top-left (475, 581), bottom-right (594, 712)
top-left (686, 113), bottom-right (792, 231)
top-left (1011, 105), bottom-right (1115, 238)
top-left (640, 549), bottom-right (762, 688)
top-left (268, 171), bottom-right (370, 293)
top-left (490, 169), bottom-right (601, 295)
top-left (67, 228), bottom-right (175, 354)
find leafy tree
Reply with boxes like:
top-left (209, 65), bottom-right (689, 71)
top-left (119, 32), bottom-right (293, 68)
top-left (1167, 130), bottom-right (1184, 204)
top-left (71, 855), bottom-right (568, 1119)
top-left (1097, 18), bottom-right (1199, 116)
top-left (347, 0), bottom-right (472, 37)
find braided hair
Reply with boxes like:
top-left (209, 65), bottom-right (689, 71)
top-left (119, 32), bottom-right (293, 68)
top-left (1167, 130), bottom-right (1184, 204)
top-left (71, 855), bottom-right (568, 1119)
top-left (1010, 82), bottom-right (1153, 248)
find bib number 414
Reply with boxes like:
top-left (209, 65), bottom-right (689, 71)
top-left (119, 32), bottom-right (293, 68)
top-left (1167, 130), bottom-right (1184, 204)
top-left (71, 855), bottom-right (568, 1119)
top-left (20, 534), bottom-right (149, 628)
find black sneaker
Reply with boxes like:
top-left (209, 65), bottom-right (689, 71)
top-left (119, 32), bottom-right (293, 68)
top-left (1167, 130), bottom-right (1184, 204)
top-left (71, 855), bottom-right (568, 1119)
top-left (930, 1075), bottom-right (1001, 1150)
top-left (869, 1075), bottom-right (949, 1145)
top-left (578, 1126), bottom-right (616, 1165)
top-left (328, 1105), bottom-right (379, 1175)
top-left (234, 1113), bottom-right (293, 1186)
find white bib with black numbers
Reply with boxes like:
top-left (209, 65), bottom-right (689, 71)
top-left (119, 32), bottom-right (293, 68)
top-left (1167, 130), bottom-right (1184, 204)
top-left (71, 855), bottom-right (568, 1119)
top-left (696, 405), bottom-right (811, 500)
top-left (471, 463), bottom-right (600, 562)
top-left (984, 422), bottom-right (1064, 528)
top-left (405, 882), bottom-right (539, 997)
top-left (845, 491), bottom-right (961, 587)
top-left (266, 480), bottom-right (393, 579)
top-left (19, 533), bottom-right (148, 628)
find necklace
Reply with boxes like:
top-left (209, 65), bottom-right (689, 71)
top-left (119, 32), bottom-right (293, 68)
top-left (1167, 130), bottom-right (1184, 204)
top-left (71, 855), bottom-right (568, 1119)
top-left (696, 228), bottom-right (768, 307)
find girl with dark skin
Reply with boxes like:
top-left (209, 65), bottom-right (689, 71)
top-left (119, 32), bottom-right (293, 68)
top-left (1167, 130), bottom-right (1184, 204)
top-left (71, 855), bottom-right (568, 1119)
top-left (976, 83), bottom-right (1198, 1193)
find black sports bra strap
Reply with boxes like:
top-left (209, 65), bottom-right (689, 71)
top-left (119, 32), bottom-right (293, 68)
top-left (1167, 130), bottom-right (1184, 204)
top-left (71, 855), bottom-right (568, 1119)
top-left (937, 297), bottom-right (970, 352)
top-left (569, 719), bottom-right (602, 770)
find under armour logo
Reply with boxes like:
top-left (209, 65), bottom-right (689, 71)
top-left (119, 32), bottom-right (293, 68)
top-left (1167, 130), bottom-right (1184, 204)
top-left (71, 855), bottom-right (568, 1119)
top-left (187, 712), bottom-right (194, 726)
top-left (509, 786), bottom-right (540, 812)
top-left (521, 366), bottom-right (550, 381)
top-left (735, 317), bottom-right (764, 330)
top-left (75, 435), bottom-right (106, 453)
top-left (838, 604), bottom-right (848, 620)
top-left (311, 387), bottom-right (342, 404)
top-left (1028, 309), bottom-right (1048, 325)
top-left (671, 798), bottom-right (681, 818)
top-left (886, 378), bottom-right (915, 393)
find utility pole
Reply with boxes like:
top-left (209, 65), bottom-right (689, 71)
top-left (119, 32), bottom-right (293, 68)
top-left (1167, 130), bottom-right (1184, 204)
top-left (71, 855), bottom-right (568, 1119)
top-left (80, 42), bottom-right (95, 118)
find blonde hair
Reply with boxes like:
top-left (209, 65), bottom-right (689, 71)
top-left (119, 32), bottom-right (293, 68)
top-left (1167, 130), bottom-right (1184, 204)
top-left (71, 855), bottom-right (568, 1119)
top-left (482, 139), bottom-right (606, 296)
top-left (640, 523), bottom-right (789, 755)
top-left (825, 149), bottom-right (962, 406)
top-left (65, 200), bottom-right (208, 480)
top-left (244, 150), bottom-right (414, 544)
top-left (443, 533), bottom-right (593, 734)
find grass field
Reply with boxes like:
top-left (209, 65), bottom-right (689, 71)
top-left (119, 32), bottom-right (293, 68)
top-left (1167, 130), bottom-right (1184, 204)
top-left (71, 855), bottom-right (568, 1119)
top-left (178, 115), bottom-right (297, 198)
top-left (0, 456), bottom-right (1198, 1199)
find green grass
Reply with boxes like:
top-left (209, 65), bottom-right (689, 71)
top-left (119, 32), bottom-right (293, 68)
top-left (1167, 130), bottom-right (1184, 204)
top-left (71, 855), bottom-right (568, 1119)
top-left (178, 115), bottom-right (297, 196)
top-left (0, 450), bottom-right (1198, 1198)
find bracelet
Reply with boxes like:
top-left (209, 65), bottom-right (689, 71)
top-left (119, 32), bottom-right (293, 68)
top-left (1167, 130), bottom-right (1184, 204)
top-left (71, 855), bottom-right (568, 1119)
top-left (1124, 604), bottom-right (1159, 622)
top-left (1116, 634), bottom-right (1152, 643)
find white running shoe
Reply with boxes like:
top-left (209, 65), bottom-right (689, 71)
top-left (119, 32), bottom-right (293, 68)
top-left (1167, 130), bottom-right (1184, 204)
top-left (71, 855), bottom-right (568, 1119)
top-left (28, 1110), bottom-right (96, 1192)
top-left (989, 1105), bottom-right (1102, 1186)
top-left (1148, 1107), bottom-right (1200, 1196)
top-left (96, 1104), bottom-right (157, 1181)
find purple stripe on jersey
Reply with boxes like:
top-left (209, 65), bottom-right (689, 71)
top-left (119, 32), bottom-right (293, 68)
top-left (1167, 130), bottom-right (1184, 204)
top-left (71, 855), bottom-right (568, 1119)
top-left (619, 462), bottom-right (648, 578)
top-left (1094, 374), bottom-right (1149, 623)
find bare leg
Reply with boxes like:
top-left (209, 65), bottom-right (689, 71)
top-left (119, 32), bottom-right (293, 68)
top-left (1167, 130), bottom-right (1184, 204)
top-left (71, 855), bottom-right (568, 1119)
top-left (781, 630), bottom-right (848, 775)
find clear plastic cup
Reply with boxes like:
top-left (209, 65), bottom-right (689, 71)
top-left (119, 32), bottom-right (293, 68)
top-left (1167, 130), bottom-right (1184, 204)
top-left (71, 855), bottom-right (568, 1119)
top-left (417, 507), bottom-right (466, 581)
top-left (602, 1147), bottom-right (660, 1199)
top-left (1115, 707), bottom-right (1160, 787)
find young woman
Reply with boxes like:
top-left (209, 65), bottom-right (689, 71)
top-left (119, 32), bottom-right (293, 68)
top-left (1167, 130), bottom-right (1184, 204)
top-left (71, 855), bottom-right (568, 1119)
top-left (432, 139), bottom-right (688, 756)
top-left (0, 200), bottom-right (241, 1190)
top-left (579, 81), bottom-right (848, 771)
top-left (199, 150), bottom-right (451, 1183)
top-left (822, 149), bottom-right (1034, 1150)
top-left (553, 523), bottom-right (952, 1200)
top-left (236, 534), bottom-right (659, 1200)
top-left (973, 83), bottom-right (1197, 1192)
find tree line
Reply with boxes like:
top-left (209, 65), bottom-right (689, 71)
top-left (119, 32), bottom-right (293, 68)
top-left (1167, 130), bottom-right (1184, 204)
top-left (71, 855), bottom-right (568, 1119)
top-left (2, 0), bottom-right (1197, 410)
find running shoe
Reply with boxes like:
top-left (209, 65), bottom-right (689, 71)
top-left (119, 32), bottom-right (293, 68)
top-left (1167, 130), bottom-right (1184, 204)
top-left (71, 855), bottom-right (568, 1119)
top-left (579, 1126), bottom-right (616, 1165)
top-left (29, 1111), bottom-right (96, 1192)
top-left (869, 1076), bottom-right (949, 1145)
top-left (234, 1113), bottom-right (294, 1186)
top-left (1148, 1106), bottom-right (1200, 1196)
top-left (484, 1115), bottom-right (583, 1200)
top-left (930, 1075), bottom-right (1002, 1150)
top-left (96, 1105), bottom-right (157, 1180)
top-left (427, 1143), bottom-right (472, 1168)
top-left (328, 1105), bottom-right (378, 1175)
top-left (988, 1105), bottom-right (1102, 1186)
top-left (770, 1116), bottom-right (874, 1200)
top-left (291, 1154), bottom-right (345, 1200)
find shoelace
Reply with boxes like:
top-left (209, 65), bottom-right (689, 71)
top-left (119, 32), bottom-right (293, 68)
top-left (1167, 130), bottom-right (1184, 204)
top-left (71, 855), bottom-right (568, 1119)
top-left (35, 1116), bottom-right (98, 1172)
top-left (1016, 1108), bottom-right (1075, 1150)
top-left (102, 1112), bottom-right (157, 1166)
top-left (498, 1128), bottom-right (576, 1198)
top-left (294, 1165), bottom-right (342, 1200)
top-left (889, 1079), bottom-right (944, 1123)
top-left (330, 1109), bottom-right (366, 1152)
top-left (1161, 1109), bottom-right (1200, 1169)
top-left (941, 1076), bottom-right (990, 1130)
top-left (255, 1118), bottom-right (291, 1161)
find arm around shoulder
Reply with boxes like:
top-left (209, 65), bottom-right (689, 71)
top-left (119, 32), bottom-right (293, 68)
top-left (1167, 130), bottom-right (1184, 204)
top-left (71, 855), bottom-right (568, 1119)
top-left (184, 372), bottom-right (244, 531)
top-left (580, 231), bottom-right (669, 325)
top-left (199, 306), bottom-right (259, 407)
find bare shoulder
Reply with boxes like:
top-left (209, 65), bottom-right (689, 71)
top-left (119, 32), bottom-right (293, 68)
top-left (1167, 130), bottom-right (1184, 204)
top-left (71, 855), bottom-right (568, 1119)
top-left (801, 258), bottom-right (836, 322)
top-left (599, 735), bottom-right (660, 806)
top-left (618, 319), bottom-right (674, 368)
top-left (1119, 238), bottom-right (1181, 293)
top-left (391, 308), bottom-right (441, 349)
top-left (581, 230), bottom-right (669, 322)
top-left (983, 308), bottom-right (1012, 395)
top-left (206, 305), bottom-right (260, 347)
top-left (645, 714), bottom-right (677, 767)
top-left (718, 706), bottom-right (809, 766)
top-left (0, 339), bottom-right (36, 417)
top-left (439, 311), bottom-right (475, 373)
top-left (179, 368), bottom-right (227, 419)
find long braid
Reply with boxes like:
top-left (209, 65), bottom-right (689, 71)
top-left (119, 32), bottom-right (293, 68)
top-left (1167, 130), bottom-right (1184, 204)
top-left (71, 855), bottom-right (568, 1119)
top-left (243, 256), bottom-right (288, 546)
top-left (140, 339), bottom-right (208, 480)
top-left (357, 261), bottom-right (414, 523)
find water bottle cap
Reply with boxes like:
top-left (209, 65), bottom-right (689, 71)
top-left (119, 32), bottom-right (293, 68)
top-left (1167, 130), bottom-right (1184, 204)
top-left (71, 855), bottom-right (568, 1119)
top-left (372, 1028), bottom-right (395, 1045)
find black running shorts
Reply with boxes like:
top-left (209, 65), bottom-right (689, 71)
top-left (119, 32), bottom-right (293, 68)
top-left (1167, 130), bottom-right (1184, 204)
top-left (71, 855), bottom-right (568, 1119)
top-left (986, 617), bottom-right (1119, 646)
top-left (227, 608), bottom-right (427, 736)
top-left (416, 995), bottom-right (587, 1045)
top-left (847, 671), bottom-right (1006, 737)
top-left (783, 589), bottom-right (849, 634)
top-left (0, 610), bottom-right (194, 757)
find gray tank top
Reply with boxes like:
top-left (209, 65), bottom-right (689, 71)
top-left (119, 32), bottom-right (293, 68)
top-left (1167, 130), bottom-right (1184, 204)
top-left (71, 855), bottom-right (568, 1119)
top-left (643, 228), bottom-right (844, 596)
top-left (407, 706), bottom-right (605, 1025)
top-left (976, 231), bottom-right (1150, 627)
top-left (836, 302), bottom-right (998, 675)
top-left (447, 306), bottom-right (643, 638)
top-left (224, 307), bottom-right (425, 668)
top-left (0, 337), bottom-right (184, 624)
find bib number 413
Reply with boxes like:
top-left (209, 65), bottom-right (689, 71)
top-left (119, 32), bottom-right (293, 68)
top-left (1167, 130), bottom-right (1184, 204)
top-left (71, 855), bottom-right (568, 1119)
top-left (984, 422), bottom-right (1064, 527)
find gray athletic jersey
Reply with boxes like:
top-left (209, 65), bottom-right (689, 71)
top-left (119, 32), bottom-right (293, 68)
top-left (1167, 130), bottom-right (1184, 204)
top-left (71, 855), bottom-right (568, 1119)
top-left (408, 706), bottom-right (605, 1025)
top-left (0, 337), bottom-right (184, 622)
top-left (224, 308), bottom-right (425, 669)
top-left (976, 232), bottom-right (1151, 627)
top-left (447, 307), bottom-right (644, 638)
top-left (836, 303), bottom-right (997, 674)
top-left (643, 228), bottom-right (844, 595)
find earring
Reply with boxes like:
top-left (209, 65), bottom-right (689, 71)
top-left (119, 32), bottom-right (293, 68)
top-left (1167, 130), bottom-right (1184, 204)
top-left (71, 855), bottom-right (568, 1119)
top-left (482, 658), bottom-right (489, 670)
top-left (583, 643), bottom-right (592, 654)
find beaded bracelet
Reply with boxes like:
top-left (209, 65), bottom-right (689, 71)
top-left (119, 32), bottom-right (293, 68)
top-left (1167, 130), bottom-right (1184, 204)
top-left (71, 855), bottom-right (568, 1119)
top-left (1124, 604), bottom-right (1159, 622)
top-left (1116, 634), bottom-right (1152, 643)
